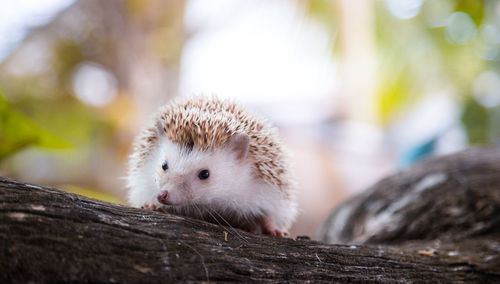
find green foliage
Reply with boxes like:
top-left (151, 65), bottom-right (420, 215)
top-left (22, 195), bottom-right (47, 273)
top-left (455, 0), bottom-right (484, 25)
top-left (0, 93), bottom-right (70, 161)
top-left (461, 97), bottom-right (489, 145)
top-left (307, 0), bottom-right (334, 22)
top-left (373, 39), bottom-right (423, 126)
top-left (375, 70), bottom-right (414, 126)
top-left (306, 0), bottom-right (499, 144)
top-left (13, 96), bottom-right (114, 149)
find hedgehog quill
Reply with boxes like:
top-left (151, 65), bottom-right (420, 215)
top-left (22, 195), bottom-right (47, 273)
top-left (127, 96), bottom-right (298, 236)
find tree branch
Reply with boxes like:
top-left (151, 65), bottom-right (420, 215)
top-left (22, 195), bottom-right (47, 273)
top-left (2, 148), bottom-right (500, 282)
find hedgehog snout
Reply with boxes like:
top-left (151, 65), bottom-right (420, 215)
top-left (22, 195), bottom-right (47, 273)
top-left (157, 191), bottom-right (170, 205)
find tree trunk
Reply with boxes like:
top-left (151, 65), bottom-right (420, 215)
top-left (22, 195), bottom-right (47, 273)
top-left (2, 148), bottom-right (500, 282)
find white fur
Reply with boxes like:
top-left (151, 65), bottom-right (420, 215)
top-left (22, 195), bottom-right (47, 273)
top-left (127, 137), bottom-right (297, 231)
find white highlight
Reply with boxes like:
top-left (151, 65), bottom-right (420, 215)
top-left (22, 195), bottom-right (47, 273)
top-left (181, 0), bottom-right (336, 104)
top-left (30, 205), bottom-right (46, 211)
top-left (98, 214), bottom-right (130, 227)
top-left (413, 173), bottom-right (447, 193)
top-left (360, 173), bottom-right (447, 241)
top-left (72, 62), bottom-right (118, 107)
top-left (9, 212), bottom-right (27, 220)
top-left (391, 94), bottom-right (460, 152)
top-left (327, 204), bottom-right (352, 242)
top-left (386, 0), bottom-right (423, 20)
top-left (0, 0), bottom-right (75, 62)
top-left (25, 184), bottom-right (44, 190)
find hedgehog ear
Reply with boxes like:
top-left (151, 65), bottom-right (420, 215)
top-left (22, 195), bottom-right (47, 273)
top-left (156, 119), bottom-right (165, 137)
top-left (228, 133), bottom-right (250, 162)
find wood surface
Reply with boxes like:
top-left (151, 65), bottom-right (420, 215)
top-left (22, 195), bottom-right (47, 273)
top-left (1, 147), bottom-right (500, 282)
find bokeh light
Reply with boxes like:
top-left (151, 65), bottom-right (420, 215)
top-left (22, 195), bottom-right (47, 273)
top-left (72, 62), bottom-right (118, 107)
top-left (446, 12), bottom-right (477, 44)
top-left (386, 0), bottom-right (423, 20)
top-left (473, 71), bottom-right (500, 107)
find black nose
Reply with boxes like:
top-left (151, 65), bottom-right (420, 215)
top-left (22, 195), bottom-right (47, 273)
top-left (157, 191), bottom-right (169, 204)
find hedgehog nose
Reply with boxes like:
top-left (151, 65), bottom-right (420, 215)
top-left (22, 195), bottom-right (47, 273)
top-left (157, 191), bottom-right (169, 205)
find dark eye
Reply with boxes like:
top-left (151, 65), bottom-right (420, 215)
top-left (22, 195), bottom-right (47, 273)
top-left (161, 161), bottom-right (168, 171)
top-left (198, 169), bottom-right (210, 180)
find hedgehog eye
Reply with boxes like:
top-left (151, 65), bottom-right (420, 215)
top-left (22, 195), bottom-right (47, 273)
top-left (198, 169), bottom-right (210, 180)
top-left (161, 161), bottom-right (168, 171)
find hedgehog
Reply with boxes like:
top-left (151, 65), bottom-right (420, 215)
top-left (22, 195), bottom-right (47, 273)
top-left (126, 96), bottom-right (298, 236)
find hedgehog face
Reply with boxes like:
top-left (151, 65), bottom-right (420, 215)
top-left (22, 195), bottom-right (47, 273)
top-left (155, 134), bottom-right (252, 207)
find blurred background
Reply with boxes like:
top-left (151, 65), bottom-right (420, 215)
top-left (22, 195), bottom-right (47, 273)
top-left (1, 0), bottom-right (499, 238)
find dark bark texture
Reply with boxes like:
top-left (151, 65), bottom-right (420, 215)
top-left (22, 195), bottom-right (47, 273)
top-left (321, 147), bottom-right (500, 280)
top-left (1, 147), bottom-right (500, 283)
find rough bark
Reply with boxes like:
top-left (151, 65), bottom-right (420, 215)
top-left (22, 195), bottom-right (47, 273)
top-left (320, 147), bottom-right (500, 244)
top-left (320, 146), bottom-right (500, 280)
top-left (1, 148), bottom-right (500, 283)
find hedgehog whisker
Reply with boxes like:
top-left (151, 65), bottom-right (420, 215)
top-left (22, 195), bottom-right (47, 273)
top-left (207, 207), bottom-right (248, 243)
top-left (202, 206), bottom-right (248, 243)
top-left (192, 204), bottom-right (205, 220)
top-left (193, 203), bottom-right (225, 231)
top-left (198, 205), bottom-right (244, 242)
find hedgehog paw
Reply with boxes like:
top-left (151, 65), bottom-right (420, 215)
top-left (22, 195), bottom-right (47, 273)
top-left (260, 217), bottom-right (288, 237)
top-left (141, 203), bottom-right (164, 212)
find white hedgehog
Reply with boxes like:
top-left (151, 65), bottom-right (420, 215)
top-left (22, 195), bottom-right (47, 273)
top-left (126, 96), bottom-right (298, 236)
